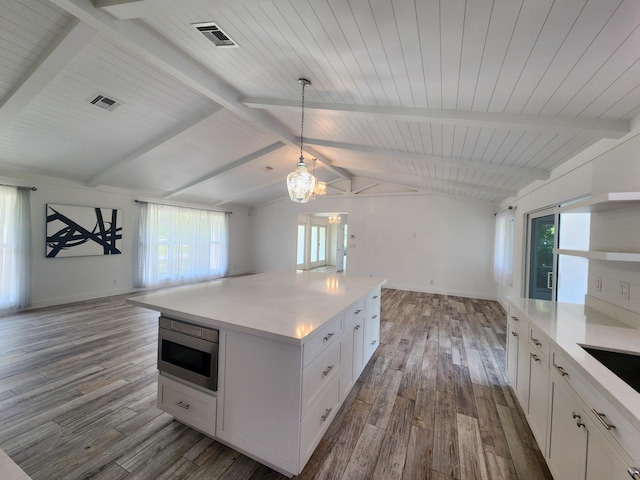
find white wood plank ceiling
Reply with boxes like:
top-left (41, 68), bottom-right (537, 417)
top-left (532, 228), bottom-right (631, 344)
top-left (1, 0), bottom-right (639, 207)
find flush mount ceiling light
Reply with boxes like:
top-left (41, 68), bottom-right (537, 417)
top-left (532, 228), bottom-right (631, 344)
top-left (287, 78), bottom-right (316, 203)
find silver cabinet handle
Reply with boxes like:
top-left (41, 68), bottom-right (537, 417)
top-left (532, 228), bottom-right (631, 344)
top-left (372, 295), bottom-right (379, 299)
top-left (354, 324), bottom-right (361, 330)
top-left (511, 331), bottom-right (518, 337)
top-left (354, 309), bottom-right (362, 314)
top-left (175, 401), bottom-right (190, 410)
top-left (628, 467), bottom-right (640, 479)
top-left (592, 409), bottom-right (616, 430)
top-left (371, 339), bottom-right (377, 346)
top-left (323, 332), bottom-right (335, 342)
top-left (511, 315), bottom-right (519, 322)
top-left (321, 408), bottom-right (333, 422)
top-left (554, 364), bottom-right (569, 377)
top-left (372, 314), bottom-right (378, 319)
top-left (547, 271), bottom-right (553, 289)
top-left (322, 365), bottom-right (334, 377)
top-left (572, 412), bottom-right (585, 428)
top-left (532, 338), bottom-right (542, 347)
top-left (531, 353), bottom-right (541, 362)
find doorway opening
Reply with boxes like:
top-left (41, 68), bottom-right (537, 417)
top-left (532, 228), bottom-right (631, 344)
top-left (296, 213), bottom-right (347, 272)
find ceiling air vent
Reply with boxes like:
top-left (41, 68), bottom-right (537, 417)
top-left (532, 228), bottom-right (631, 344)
top-left (89, 94), bottom-right (121, 111)
top-left (193, 22), bottom-right (238, 47)
top-left (261, 166), bottom-right (274, 172)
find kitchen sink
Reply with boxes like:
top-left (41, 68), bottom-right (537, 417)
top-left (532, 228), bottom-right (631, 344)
top-left (582, 346), bottom-right (640, 394)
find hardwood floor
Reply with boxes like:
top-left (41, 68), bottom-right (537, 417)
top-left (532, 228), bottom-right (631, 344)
top-left (0, 289), bottom-right (553, 480)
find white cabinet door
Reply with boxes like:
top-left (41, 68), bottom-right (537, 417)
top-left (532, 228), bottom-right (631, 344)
top-left (340, 315), bottom-right (364, 401)
top-left (363, 310), bottom-right (380, 363)
top-left (547, 368), bottom-right (588, 480)
top-left (217, 330), bottom-right (302, 475)
top-left (585, 417), bottom-right (632, 480)
top-left (527, 348), bottom-right (549, 453)
top-left (506, 315), bottom-right (519, 386)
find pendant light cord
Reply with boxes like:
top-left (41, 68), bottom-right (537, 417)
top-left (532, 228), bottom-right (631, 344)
top-left (299, 80), bottom-right (307, 162)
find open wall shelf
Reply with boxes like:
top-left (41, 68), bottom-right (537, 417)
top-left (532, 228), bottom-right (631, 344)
top-left (558, 192), bottom-right (640, 213)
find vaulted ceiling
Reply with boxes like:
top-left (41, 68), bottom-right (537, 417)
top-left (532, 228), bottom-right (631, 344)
top-left (1, 0), bottom-right (639, 208)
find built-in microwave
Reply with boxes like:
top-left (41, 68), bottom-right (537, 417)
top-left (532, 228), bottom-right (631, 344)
top-left (158, 316), bottom-right (219, 392)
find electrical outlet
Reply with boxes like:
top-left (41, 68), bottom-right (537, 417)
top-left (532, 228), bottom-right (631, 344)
top-left (620, 281), bottom-right (630, 300)
top-left (595, 276), bottom-right (602, 292)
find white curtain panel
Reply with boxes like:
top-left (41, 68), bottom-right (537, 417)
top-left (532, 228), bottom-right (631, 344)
top-left (136, 202), bottom-right (229, 288)
top-left (493, 208), bottom-right (515, 287)
top-left (0, 186), bottom-right (32, 312)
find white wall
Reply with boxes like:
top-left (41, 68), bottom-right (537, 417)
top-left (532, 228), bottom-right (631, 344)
top-left (249, 193), bottom-right (498, 300)
top-left (8, 177), bottom-right (252, 309)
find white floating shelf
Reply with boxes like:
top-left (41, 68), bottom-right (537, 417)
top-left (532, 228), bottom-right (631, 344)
top-left (588, 251), bottom-right (640, 262)
top-left (554, 248), bottom-right (589, 258)
top-left (558, 192), bottom-right (640, 213)
top-left (554, 248), bottom-right (640, 262)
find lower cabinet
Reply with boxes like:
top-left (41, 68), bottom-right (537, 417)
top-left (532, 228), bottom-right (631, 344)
top-left (506, 300), bottom-right (638, 480)
top-left (548, 364), bottom-right (632, 480)
top-left (158, 286), bottom-right (383, 477)
top-left (341, 313), bottom-right (365, 401)
top-left (547, 365), bottom-right (589, 479)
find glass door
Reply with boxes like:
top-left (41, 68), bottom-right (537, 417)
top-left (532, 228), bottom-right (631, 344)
top-left (309, 225), bottom-right (327, 269)
top-left (296, 223), bottom-right (306, 269)
top-left (528, 213), bottom-right (556, 300)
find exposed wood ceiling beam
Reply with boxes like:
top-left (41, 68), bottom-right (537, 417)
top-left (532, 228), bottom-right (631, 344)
top-left (306, 138), bottom-right (549, 181)
top-left (165, 141), bottom-right (285, 198)
top-left (52, 0), bottom-right (350, 181)
top-left (0, 19), bottom-right (96, 132)
top-left (85, 107), bottom-right (223, 187)
top-left (213, 175), bottom-right (285, 208)
top-left (94, 0), bottom-right (264, 19)
top-left (240, 98), bottom-right (630, 139)
top-left (351, 168), bottom-right (517, 197)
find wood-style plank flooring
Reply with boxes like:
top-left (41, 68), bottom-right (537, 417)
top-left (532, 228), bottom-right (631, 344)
top-left (0, 288), bottom-right (553, 479)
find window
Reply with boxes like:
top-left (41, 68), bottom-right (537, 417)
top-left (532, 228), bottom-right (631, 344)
top-left (136, 202), bottom-right (229, 288)
top-left (0, 186), bottom-right (31, 312)
top-left (493, 208), bottom-right (515, 287)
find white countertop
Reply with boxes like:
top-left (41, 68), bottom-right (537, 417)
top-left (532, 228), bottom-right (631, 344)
top-left (507, 297), bottom-right (640, 430)
top-left (127, 271), bottom-right (386, 345)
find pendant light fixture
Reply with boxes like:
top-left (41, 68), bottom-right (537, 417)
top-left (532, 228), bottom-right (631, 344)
top-left (310, 158), bottom-right (327, 200)
top-left (287, 78), bottom-right (316, 203)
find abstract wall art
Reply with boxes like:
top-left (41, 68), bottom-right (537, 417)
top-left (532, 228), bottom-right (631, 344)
top-left (46, 204), bottom-right (122, 258)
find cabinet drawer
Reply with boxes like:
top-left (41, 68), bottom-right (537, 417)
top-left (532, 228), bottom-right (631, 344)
top-left (346, 299), bottom-right (365, 323)
top-left (302, 340), bottom-right (341, 420)
top-left (551, 350), bottom-right (640, 460)
top-left (300, 376), bottom-right (340, 465)
top-left (158, 374), bottom-right (217, 437)
top-left (529, 324), bottom-right (550, 357)
top-left (365, 287), bottom-right (381, 313)
top-left (303, 314), bottom-right (343, 368)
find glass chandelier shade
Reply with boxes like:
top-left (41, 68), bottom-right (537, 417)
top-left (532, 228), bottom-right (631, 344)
top-left (287, 159), bottom-right (316, 203)
top-left (313, 180), bottom-right (327, 197)
top-left (287, 78), bottom-right (316, 203)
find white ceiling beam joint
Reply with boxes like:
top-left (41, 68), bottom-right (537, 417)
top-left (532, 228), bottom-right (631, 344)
top-left (0, 18), bottom-right (96, 132)
top-left (166, 141), bottom-right (286, 198)
top-left (240, 98), bottom-right (629, 139)
top-left (85, 107), bottom-right (223, 187)
top-left (306, 138), bottom-right (549, 181)
top-left (53, 0), bottom-right (350, 182)
top-left (94, 0), bottom-right (265, 19)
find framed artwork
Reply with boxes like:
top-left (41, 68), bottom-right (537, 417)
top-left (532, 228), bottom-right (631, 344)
top-left (46, 204), bottom-right (122, 258)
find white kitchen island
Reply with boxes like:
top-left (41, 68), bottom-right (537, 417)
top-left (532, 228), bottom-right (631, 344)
top-left (127, 270), bottom-right (386, 477)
